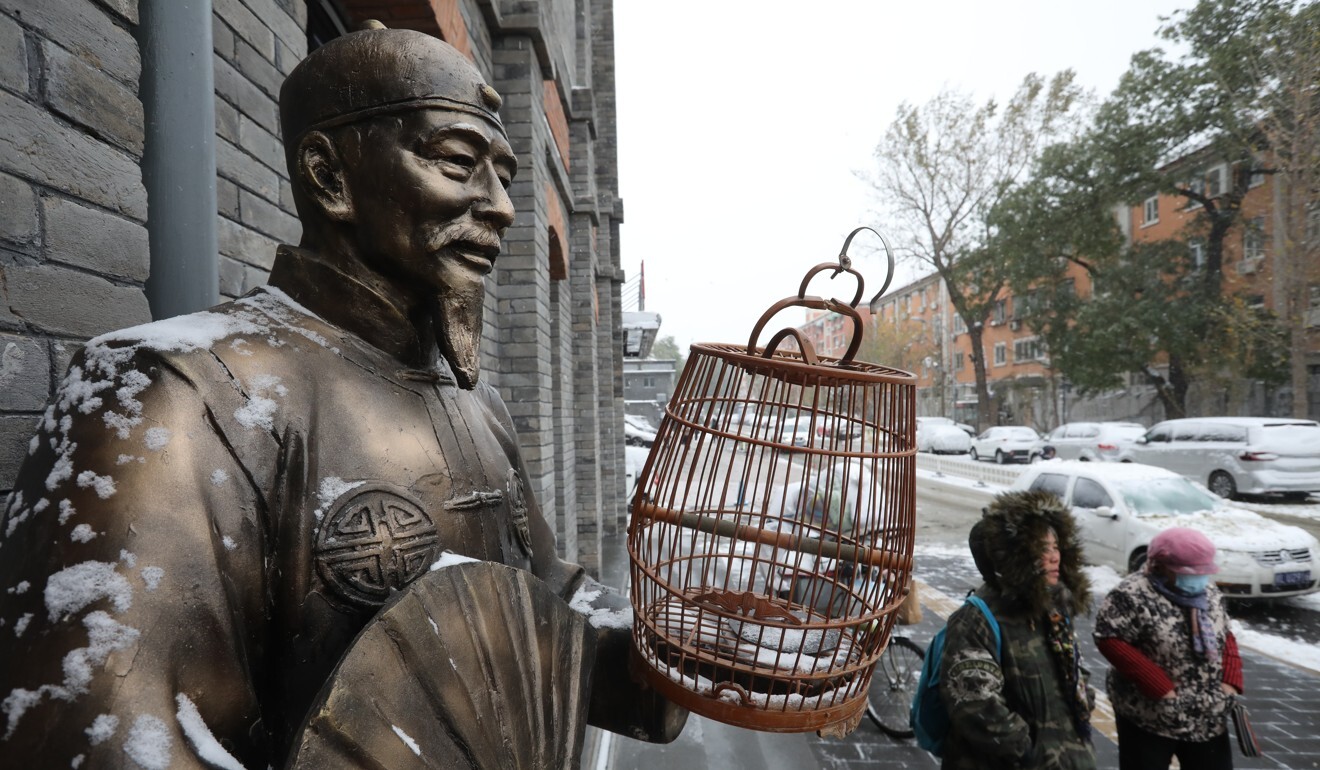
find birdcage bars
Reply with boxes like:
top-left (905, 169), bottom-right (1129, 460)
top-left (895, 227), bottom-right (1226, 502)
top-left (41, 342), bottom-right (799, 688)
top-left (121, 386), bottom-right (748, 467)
top-left (627, 338), bottom-right (917, 733)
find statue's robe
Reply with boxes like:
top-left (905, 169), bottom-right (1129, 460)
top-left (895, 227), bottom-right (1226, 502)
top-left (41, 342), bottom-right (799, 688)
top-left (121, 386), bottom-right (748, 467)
top-left (0, 248), bottom-right (679, 768)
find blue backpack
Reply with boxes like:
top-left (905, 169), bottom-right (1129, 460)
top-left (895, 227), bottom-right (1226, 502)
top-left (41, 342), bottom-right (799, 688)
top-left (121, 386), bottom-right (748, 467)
top-left (909, 595), bottom-right (1002, 757)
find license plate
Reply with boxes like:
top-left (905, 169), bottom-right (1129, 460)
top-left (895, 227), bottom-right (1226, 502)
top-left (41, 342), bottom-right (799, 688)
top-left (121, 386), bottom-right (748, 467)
top-left (1275, 571), bottom-right (1312, 588)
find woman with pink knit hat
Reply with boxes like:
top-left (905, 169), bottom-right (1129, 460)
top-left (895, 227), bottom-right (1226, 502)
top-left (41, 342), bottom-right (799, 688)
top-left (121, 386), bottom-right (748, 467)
top-left (1094, 527), bottom-right (1244, 769)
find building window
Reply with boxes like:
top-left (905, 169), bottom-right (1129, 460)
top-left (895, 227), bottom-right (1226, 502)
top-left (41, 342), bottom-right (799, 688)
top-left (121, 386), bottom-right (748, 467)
top-left (1142, 196), bottom-right (1159, 226)
top-left (954, 351), bottom-right (965, 371)
top-left (953, 314), bottom-right (966, 334)
top-left (1189, 239), bottom-right (1205, 270)
top-left (1243, 216), bottom-right (1266, 262)
top-left (1014, 337), bottom-right (1044, 362)
top-left (991, 300), bottom-right (1006, 325)
top-left (993, 343), bottom-right (1007, 367)
top-left (1206, 164), bottom-right (1226, 198)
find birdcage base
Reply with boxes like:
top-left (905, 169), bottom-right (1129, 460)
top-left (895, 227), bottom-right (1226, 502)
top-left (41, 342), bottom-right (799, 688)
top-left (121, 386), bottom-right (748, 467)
top-left (631, 644), bottom-right (866, 733)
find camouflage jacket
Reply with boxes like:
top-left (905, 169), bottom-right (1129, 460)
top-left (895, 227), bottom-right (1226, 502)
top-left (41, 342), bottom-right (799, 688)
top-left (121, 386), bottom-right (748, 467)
top-left (939, 490), bottom-right (1096, 770)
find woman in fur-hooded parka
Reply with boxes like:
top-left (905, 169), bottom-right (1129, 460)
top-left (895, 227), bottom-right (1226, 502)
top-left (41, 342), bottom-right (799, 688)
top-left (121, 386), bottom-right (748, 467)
top-left (939, 490), bottom-right (1096, 770)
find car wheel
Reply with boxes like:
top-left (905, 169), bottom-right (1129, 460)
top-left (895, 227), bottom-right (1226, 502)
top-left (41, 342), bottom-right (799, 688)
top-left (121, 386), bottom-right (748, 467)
top-left (1128, 549), bottom-right (1147, 574)
top-left (1079, 456), bottom-right (1090, 462)
top-left (995, 450), bottom-right (1006, 465)
top-left (1209, 471), bottom-right (1238, 500)
top-left (970, 448), bottom-right (979, 462)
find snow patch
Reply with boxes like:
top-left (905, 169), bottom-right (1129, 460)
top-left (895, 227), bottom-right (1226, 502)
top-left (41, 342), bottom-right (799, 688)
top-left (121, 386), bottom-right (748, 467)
top-left (75, 471), bottom-right (117, 500)
top-left (210, 469), bottom-right (229, 486)
top-left (14, 613), bottom-right (32, 637)
top-left (8, 580), bottom-right (29, 595)
top-left (86, 713), bottom-right (118, 745)
top-left (141, 567), bottom-right (164, 591)
top-left (123, 714), bottom-right (172, 770)
top-left (233, 374), bottom-right (287, 432)
top-left (44, 561), bottom-right (133, 621)
top-left (429, 551), bottom-right (479, 571)
top-left (2, 611), bottom-right (139, 738)
top-left (70, 524), bottom-right (97, 543)
top-left (58, 500), bottom-right (76, 525)
top-left (392, 725), bottom-right (422, 757)
top-left (144, 427), bottom-right (171, 451)
top-left (116, 454), bottom-right (143, 465)
top-left (567, 585), bottom-right (633, 630)
top-left (314, 477), bottom-right (364, 521)
top-left (119, 550), bottom-right (137, 569)
top-left (175, 694), bottom-right (245, 770)
top-left (222, 536), bottom-right (237, 552)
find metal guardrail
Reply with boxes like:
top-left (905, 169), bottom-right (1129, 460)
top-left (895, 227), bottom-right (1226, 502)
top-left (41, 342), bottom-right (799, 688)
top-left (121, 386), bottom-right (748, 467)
top-left (915, 452), bottom-right (1026, 488)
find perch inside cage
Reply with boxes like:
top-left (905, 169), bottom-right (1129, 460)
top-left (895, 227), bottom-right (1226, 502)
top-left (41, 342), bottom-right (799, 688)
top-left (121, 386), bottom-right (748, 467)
top-left (627, 229), bottom-right (918, 735)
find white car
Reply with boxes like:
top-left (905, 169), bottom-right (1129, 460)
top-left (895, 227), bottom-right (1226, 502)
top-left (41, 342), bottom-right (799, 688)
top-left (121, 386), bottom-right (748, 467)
top-left (915, 417), bottom-right (972, 454)
top-left (1121, 417), bottom-right (1320, 500)
top-left (970, 426), bottom-right (1044, 464)
top-left (1013, 461), bottom-right (1320, 599)
top-left (1044, 421), bottom-right (1147, 462)
top-left (624, 414), bottom-right (657, 447)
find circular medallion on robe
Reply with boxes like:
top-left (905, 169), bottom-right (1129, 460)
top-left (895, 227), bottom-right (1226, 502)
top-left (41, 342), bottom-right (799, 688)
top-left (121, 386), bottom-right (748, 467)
top-left (315, 483), bottom-right (439, 607)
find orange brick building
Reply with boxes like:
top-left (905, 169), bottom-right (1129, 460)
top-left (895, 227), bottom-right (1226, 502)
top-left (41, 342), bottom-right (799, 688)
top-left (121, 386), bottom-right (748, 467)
top-left (801, 158), bottom-right (1319, 431)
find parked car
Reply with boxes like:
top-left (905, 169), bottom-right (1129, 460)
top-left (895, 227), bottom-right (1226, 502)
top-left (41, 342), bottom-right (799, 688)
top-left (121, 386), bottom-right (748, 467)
top-left (1043, 421), bottom-right (1147, 462)
top-left (1012, 461), bottom-right (1320, 599)
top-left (970, 426), bottom-right (1044, 464)
top-left (624, 414), bottom-right (657, 447)
top-left (779, 415), bottom-right (815, 448)
top-left (915, 416), bottom-right (972, 455)
top-left (1119, 417), bottom-right (1320, 500)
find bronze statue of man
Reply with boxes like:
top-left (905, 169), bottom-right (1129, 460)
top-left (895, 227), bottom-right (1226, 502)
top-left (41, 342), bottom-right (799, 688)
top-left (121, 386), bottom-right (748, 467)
top-left (0, 26), bottom-right (682, 768)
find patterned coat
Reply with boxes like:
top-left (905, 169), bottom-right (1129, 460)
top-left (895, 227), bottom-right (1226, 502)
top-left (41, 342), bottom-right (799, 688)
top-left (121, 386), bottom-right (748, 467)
top-left (1094, 572), bottom-right (1233, 741)
top-left (939, 491), bottom-right (1096, 770)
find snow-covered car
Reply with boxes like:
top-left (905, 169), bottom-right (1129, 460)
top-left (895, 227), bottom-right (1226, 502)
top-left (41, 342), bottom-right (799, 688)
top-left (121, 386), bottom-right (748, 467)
top-left (1120, 417), bottom-right (1320, 500)
top-left (624, 414), bottom-right (657, 447)
top-left (970, 426), bottom-right (1044, 464)
top-left (915, 417), bottom-right (972, 454)
top-left (1012, 461), bottom-right (1320, 599)
top-left (1044, 421), bottom-right (1147, 462)
top-left (779, 416), bottom-right (815, 448)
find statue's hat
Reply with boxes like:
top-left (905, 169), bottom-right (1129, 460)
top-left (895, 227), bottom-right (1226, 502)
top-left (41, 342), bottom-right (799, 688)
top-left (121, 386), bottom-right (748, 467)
top-left (280, 24), bottom-right (504, 145)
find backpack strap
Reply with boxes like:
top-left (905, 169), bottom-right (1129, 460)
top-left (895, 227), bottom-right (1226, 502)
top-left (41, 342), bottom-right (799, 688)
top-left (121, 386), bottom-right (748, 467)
top-left (964, 595), bottom-right (1002, 662)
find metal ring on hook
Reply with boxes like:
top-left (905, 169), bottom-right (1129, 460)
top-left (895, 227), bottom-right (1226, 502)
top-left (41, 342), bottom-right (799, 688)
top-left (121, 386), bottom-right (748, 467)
top-left (837, 226), bottom-right (897, 312)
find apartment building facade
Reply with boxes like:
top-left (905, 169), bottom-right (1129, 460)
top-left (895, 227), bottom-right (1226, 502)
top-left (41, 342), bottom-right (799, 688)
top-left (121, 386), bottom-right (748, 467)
top-left (800, 157), bottom-right (1319, 432)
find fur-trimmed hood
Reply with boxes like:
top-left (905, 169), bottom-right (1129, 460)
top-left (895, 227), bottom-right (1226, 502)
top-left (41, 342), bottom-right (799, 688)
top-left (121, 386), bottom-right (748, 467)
top-left (969, 489), bottom-right (1091, 618)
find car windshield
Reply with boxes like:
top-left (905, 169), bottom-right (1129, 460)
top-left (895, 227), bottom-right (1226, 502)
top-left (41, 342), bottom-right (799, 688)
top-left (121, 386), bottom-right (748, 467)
top-left (1115, 477), bottom-right (1220, 516)
top-left (1004, 428), bottom-right (1038, 440)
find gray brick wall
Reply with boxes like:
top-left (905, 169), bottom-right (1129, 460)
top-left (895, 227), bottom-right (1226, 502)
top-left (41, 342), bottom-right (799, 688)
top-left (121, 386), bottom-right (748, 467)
top-left (213, 0), bottom-right (305, 300)
top-left (0, 0), bottom-right (149, 490)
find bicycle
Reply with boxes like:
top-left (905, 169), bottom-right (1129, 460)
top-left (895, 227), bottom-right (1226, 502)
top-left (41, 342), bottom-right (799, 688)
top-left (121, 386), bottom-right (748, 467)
top-left (865, 634), bottom-right (926, 738)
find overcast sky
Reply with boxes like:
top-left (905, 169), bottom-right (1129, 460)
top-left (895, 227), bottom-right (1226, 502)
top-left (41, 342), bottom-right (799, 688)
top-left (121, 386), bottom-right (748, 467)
top-left (612, 1), bottom-right (1190, 353)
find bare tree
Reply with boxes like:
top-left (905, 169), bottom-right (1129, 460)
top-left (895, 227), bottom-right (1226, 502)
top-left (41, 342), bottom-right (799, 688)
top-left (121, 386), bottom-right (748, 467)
top-left (864, 73), bottom-right (1086, 429)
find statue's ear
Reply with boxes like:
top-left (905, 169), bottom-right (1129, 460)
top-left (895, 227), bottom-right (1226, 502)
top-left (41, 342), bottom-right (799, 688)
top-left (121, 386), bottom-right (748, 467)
top-left (297, 131), bottom-right (354, 222)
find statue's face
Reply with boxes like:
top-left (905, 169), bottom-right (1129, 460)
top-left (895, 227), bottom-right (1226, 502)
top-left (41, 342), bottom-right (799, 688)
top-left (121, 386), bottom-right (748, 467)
top-left (343, 108), bottom-right (517, 304)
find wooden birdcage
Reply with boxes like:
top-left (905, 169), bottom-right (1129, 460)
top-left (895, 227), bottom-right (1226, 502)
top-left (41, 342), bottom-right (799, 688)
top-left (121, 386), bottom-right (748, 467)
top-left (627, 229), bottom-right (917, 735)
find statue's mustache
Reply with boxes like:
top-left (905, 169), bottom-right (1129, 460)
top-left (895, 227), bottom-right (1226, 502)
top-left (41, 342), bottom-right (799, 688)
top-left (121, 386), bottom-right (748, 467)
top-left (428, 224), bottom-right (502, 255)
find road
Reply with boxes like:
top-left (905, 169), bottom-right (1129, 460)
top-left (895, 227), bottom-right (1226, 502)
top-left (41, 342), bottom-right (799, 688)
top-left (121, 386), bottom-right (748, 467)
top-left (602, 466), bottom-right (1320, 769)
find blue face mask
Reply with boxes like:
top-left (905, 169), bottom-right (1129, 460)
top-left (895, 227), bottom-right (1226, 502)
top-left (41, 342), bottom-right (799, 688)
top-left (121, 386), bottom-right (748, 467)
top-left (1175, 573), bottom-right (1212, 595)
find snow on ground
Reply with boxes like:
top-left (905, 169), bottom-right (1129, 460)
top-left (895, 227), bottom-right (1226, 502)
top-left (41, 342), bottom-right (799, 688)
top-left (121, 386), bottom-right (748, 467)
top-left (1234, 497), bottom-right (1320, 522)
top-left (1231, 622), bottom-right (1320, 674)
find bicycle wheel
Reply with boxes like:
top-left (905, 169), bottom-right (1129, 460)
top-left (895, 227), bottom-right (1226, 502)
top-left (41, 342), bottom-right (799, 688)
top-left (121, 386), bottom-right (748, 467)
top-left (865, 635), bottom-right (926, 738)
